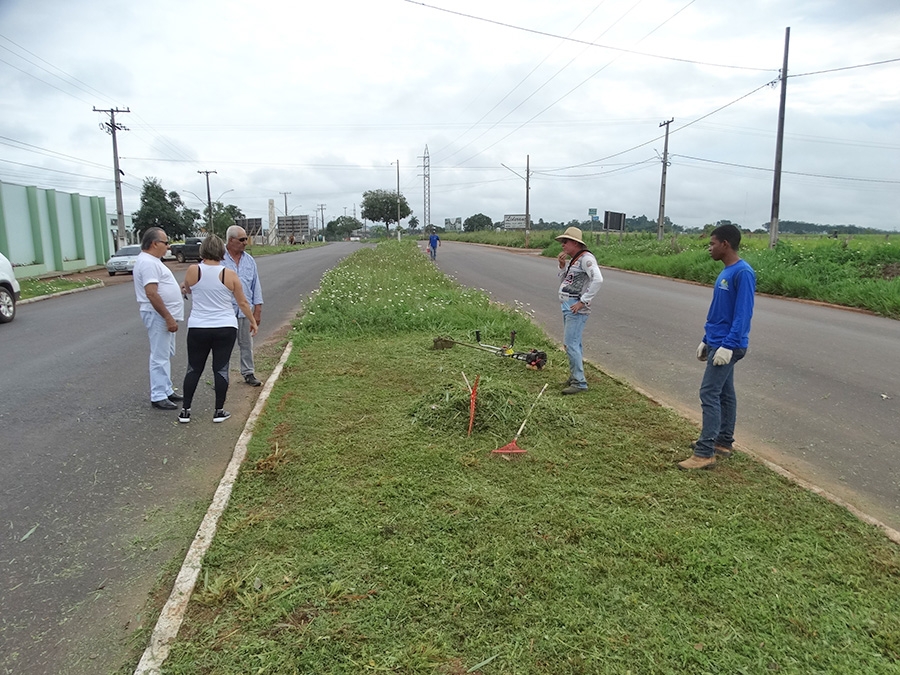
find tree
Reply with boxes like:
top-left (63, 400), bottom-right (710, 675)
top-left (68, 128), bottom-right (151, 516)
top-left (360, 189), bottom-right (411, 234)
top-left (463, 213), bottom-right (492, 232)
top-left (132, 178), bottom-right (192, 239)
top-left (325, 216), bottom-right (363, 241)
top-left (203, 202), bottom-right (245, 239)
top-left (408, 215), bottom-right (419, 230)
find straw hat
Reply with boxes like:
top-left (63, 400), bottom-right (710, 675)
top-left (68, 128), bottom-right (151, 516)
top-left (555, 226), bottom-right (585, 246)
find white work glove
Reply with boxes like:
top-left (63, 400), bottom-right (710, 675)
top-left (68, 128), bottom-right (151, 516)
top-left (696, 342), bottom-right (708, 362)
top-left (712, 347), bottom-right (733, 366)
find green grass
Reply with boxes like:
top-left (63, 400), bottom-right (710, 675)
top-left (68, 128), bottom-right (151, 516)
top-left (18, 275), bottom-right (102, 299)
top-left (436, 230), bottom-right (900, 317)
top-left (150, 242), bottom-right (900, 675)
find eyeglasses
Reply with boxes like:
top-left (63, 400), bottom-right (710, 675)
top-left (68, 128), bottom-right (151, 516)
top-left (237, 237), bottom-right (248, 242)
top-left (156, 239), bottom-right (169, 245)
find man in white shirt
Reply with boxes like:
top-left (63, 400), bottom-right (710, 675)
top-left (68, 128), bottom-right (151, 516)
top-left (133, 227), bottom-right (185, 410)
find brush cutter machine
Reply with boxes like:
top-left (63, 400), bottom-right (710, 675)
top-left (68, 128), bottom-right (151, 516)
top-left (433, 330), bottom-right (548, 370)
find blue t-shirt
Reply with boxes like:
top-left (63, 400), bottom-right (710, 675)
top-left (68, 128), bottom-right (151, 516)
top-left (429, 234), bottom-right (440, 249)
top-left (704, 259), bottom-right (755, 349)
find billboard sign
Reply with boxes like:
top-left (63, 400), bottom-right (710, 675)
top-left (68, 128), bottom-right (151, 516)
top-left (503, 214), bottom-right (528, 229)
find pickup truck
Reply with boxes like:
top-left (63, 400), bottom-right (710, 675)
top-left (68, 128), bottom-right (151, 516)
top-left (168, 237), bottom-right (205, 263)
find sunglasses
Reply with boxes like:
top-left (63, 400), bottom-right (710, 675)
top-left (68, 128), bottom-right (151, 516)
top-left (237, 237), bottom-right (248, 242)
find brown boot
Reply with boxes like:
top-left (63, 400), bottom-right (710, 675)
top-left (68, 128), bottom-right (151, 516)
top-left (690, 441), bottom-right (733, 458)
top-left (677, 454), bottom-right (717, 470)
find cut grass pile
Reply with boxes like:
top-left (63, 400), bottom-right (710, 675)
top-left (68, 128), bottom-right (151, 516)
top-left (157, 242), bottom-right (900, 674)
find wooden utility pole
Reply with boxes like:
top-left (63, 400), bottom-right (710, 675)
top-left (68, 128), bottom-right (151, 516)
top-left (525, 154), bottom-right (531, 248)
top-left (657, 118), bottom-right (673, 241)
top-left (198, 170), bottom-right (217, 232)
top-left (94, 106), bottom-right (130, 249)
top-left (769, 27), bottom-right (790, 249)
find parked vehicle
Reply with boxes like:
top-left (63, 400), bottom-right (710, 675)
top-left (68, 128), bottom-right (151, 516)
top-left (0, 251), bottom-right (21, 323)
top-left (168, 237), bottom-right (205, 263)
top-left (106, 245), bottom-right (141, 276)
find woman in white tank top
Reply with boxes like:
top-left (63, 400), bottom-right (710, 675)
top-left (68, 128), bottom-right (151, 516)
top-left (178, 235), bottom-right (258, 424)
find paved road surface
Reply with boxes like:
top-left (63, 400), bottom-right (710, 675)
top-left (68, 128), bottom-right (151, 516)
top-left (432, 241), bottom-right (900, 533)
top-left (0, 243), bottom-right (361, 674)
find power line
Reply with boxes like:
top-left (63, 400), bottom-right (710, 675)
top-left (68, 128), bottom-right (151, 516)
top-left (790, 58), bottom-right (900, 78)
top-left (452, 0), bottom-right (701, 167)
top-left (673, 153), bottom-right (900, 184)
top-left (403, 0), bottom-right (776, 72)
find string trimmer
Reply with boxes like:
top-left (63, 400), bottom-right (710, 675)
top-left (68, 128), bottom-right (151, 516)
top-left (432, 330), bottom-right (548, 370)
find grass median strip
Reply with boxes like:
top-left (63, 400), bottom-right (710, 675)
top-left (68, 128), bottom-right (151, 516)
top-left (156, 242), bottom-right (900, 674)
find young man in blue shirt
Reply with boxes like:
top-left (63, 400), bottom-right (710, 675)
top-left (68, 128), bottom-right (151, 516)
top-left (428, 231), bottom-right (440, 261)
top-left (679, 224), bottom-right (756, 470)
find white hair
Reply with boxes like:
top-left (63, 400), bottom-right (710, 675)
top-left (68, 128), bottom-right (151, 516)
top-left (226, 225), bottom-right (244, 241)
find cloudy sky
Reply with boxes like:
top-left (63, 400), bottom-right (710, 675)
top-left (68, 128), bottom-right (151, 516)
top-left (1, 0), bottom-right (898, 232)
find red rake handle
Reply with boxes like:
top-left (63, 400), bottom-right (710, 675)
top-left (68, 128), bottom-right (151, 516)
top-left (467, 375), bottom-right (479, 437)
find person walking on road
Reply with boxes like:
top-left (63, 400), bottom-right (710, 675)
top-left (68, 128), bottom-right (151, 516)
top-left (679, 223), bottom-right (756, 470)
top-left (428, 231), bottom-right (441, 261)
top-left (556, 227), bottom-right (603, 395)
top-left (222, 225), bottom-right (264, 386)
top-left (179, 236), bottom-right (258, 424)
top-left (133, 227), bottom-right (184, 410)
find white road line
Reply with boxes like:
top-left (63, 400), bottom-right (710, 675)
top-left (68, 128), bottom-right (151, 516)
top-left (133, 340), bottom-right (293, 675)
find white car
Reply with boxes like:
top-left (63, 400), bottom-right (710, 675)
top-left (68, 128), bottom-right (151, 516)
top-left (0, 251), bottom-right (21, 323)
top-left (105, 245), bottom-right (142, 275)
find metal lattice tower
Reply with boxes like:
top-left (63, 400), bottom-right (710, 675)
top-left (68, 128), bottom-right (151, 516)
top-left (423, 145), bottom-right (431, 230)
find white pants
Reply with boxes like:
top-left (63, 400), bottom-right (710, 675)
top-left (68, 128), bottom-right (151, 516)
top-left (140, 309), bottom-right (177, 402)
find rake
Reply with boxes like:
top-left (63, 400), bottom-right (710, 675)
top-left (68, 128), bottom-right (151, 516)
top-left (493, 383), bottom-right (548, 454)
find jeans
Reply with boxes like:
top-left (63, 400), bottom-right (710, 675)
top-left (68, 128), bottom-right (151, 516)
top-left (695, 347), bottom-right (746, 458)
top-left (561, 298), bottom-right (590, 389)
top-left (140, 309), bottom-right (177, 402)
top-left (235, 316), bottom-right (255, 376)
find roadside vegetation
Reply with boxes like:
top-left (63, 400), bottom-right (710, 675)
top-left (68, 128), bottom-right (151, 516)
top-left (149, 241), bottom-right (900, 674)
top-left (18, 275), bottom-right (101, 299)
top-left (441, 230), bottom-right (900, 318)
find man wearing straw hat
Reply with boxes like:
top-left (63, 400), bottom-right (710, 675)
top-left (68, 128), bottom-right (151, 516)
top-left (555, 227), bottom-right (603, 395)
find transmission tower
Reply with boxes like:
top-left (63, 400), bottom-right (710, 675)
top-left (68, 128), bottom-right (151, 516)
top-left (422, 145), bottom-right (431, 231)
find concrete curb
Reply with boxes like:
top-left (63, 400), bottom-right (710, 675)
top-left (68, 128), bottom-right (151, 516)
top-left (133, 340), bottom-right (293, 675)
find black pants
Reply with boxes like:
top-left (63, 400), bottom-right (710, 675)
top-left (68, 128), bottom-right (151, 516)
top-left (182, 326), bottom-right (237, 410)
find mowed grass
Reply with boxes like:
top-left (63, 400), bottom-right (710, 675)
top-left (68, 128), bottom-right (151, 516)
top-left (158, 242), bottom-right (900, 674)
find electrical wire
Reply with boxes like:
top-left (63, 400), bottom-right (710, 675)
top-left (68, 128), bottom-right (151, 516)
top-left (403, 0), bottom-right (776, 72)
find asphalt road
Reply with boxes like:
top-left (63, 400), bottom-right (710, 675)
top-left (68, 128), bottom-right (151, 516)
top-left (0, 243), bottom-right (362, 674)
top-left (431, 241), bottom-right (900, 533)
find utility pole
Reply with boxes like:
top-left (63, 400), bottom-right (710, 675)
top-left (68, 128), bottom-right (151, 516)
top-left (317, 204), bottom-right (326, 241)
top-left (500, 155), bottom-right (532, 248)
top-left (769, 27), bottom-right (790, 249)
top-left (657, 118), bottom-right (673, 242)
top-left (94, 106), bottom-right (130, 249)
top-left (525, 154), bottom-right (531, 249)
top-left (198, 170), bottom-right (217, 232)
top-left (279, 191), bottom-right (291, 218)
top-left (422, 145), bottom-right (431, 232)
